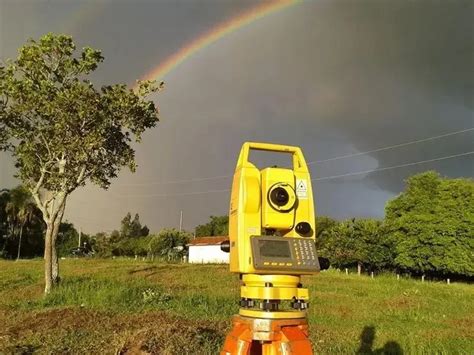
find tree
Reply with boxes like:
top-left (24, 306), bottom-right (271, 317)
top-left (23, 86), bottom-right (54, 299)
top-left (120, 212), bottom-right (148, 238)
top-left (385, 171), bottom-right (474, 277)
top-left (0, 33), bottom-right (161, 293)
top-left (16, 198), bottom-right (37, 260)
top-left (130, 213), bottom-right (143, 238)
top-left (149, 228), bottom-right (190, 261)
top-left (195, 215), bottom-right (228, 237)
top-left (319, 219), bottom-right (365, 269)
top-left (140, 225), bottom-right (150, 237)
top-left (0, 189), bottom-right (9, 256)
top-left (4, 186), bottom-right (37, 260)
top-left (315, 216), bottom-right (338, 240)
top-left (110, 230), bottom-right (121, 243)
top-left (56, 221), bottom-right (79, 257)
top-left (1, 187), bottom-right (44, 259)
top-left (120, 212), bottom-right (132, 239)
top-left (315, 216), bottom-right (338, 259)
top-left (355, 219), bottom-right (393, 272)
top-left (317, 218), bottom-right (391, 273)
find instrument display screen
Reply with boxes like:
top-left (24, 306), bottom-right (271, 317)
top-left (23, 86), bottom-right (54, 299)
top-left (251, 236), bottom-right (320, 272)
top-left (258, 240), bottom-right (291, 258)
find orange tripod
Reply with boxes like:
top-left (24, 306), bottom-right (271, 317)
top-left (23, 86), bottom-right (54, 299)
top-left (221, 315), bottom-right (312, 355)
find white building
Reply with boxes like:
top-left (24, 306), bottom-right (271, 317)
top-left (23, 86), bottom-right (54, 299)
top-left (187, 236), bottom-right (229, 264)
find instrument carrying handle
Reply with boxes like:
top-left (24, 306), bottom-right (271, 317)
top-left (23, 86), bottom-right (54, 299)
top-left (236, 142), bottom-right (309, 172)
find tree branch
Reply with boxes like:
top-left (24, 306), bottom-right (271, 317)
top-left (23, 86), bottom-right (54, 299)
top-left (30, 169), bottom-right (49, 222)
top-left (39, 132), bottom-right (53, 160)
top-left (76, 164), bottom-right (87, 185)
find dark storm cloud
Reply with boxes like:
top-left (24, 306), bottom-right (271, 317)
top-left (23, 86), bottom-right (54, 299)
top-left (1, 0), bottom-right (472, 233)
top-left (147, 0), bottom-right (473, 193)
top-left (0, 0), bottom-right (261, 83)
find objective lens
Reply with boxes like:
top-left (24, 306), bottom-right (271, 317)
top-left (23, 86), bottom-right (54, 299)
top-left (270, 187), bottom-right (289, 206)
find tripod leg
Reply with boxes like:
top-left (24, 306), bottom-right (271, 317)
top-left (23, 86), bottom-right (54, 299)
top-left (221, 321), bottom-right (252, 355)
top-left (279, 325), bottom-right (312, 354)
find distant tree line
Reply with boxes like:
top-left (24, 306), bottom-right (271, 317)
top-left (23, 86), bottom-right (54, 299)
top-left (71, 213), bottom-right (189, 260)
top-left (2, 171), bottom-right (472, 278)
top-left (195, 215), bottom-right (228, 237)
top-left (0, 197), bottom-right (189, 261)
top-left (317, 171), bottom-right (473, 279)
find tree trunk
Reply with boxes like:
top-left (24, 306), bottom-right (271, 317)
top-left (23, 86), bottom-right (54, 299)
top-left (52, 239), bottom-right (59, 284)
top-left (43, 196), bottom-right (67, 294)
top-left (44, 223), bottom-right (54, 294)
top-left (16, 225), bottom-right (24, 261)
top-left (51, 202), bottom-right (65, 284)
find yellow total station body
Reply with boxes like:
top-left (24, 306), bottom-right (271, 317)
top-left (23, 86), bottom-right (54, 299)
top-left (227, 142), bottom-right (320, 320)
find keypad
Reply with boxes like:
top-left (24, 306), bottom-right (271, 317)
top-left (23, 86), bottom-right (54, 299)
top-left (292, 239), bottom-right (318, 267)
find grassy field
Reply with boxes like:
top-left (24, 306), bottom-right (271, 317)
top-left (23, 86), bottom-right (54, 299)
top-left (0, 259), bottom-right (472, 354)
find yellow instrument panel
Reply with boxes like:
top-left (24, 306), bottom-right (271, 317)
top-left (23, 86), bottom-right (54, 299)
top-left (228, 142), bottom-right (318, 275)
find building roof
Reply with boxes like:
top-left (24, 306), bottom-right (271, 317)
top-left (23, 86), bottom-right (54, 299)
top-left (188, 236), bottom-right (228, 246)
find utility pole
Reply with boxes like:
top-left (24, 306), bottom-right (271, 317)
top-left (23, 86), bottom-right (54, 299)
top-left (179, 210), bottom-right (183, 232)
top-left (78, 227), bottom-right (82, 248)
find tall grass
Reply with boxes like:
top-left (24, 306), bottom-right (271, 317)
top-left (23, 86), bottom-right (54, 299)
top-left (0, 259), bottom-right (472, 354)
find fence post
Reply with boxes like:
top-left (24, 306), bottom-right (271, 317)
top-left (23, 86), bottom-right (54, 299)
top-left (371, 272), bottom-right (374, 279)
top-left (421, 275), bottom-right (425, 283)
top-left (447, 278), bottom-right (450, 285)
top-left (345, 268), bottom-right (348, 275)
top-left (397, 274), bottom-right (400, 281)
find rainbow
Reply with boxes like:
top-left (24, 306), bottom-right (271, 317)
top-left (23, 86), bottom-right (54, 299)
top-left (137, 0), bottom-right (299, 85)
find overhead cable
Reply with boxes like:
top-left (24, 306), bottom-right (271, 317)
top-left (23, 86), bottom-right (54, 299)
top-left (116, 127), bottom-right (473, 186)
top-left (115, 151), bottom-right (473, 198)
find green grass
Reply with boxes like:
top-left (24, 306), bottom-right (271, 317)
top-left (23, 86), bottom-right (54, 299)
top-left (0, 259), bottom-right (473, 354)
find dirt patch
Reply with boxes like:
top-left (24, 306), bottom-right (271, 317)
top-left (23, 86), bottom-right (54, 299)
top-left (118, 323), bottom-right (225, 355)
top-left (382, 296), bottom-right (419, 310)
top-left (1, 307), bottom-right (228, 354)
top-left (444, 316), bottom-right (474, 338)
top-left (4, 308), bottom-right (106, 337)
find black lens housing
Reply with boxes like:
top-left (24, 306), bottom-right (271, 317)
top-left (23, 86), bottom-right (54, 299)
top-left (220, 240), bottom-right (230, 253)
top-left (295, 222), bottom-right (312, 236)
top-left (318, 257), bottom-right (330, 270)
top-left (270, 187), bottom-right (289, 206)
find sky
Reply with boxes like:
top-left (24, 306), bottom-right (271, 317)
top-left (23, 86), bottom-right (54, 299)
top-left (0, 0), bottom-right (473, 234)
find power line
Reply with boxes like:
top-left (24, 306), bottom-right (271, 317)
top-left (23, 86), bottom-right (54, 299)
top-left (115, 127), bottom-right (473, 187)
top-left (115, 151), bottom-right (473, 198)
top-left (306, 127), bottom-right (474, 165)
top-left (313, 151), bottom-right (474, 181)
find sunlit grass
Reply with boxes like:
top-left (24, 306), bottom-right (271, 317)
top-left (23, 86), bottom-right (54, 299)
top-left (0, 258), bottom-right (472, 353)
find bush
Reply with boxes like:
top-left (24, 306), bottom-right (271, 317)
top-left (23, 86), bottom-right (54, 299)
top-left (148, 229), bottom-right (190, 261)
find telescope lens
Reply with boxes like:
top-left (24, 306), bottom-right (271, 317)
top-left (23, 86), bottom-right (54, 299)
top-left (270, 187), bottom-right (289, 206)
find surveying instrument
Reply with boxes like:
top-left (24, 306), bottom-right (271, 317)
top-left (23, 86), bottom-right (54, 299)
top-left (220, 142), bottom-right (322, 355)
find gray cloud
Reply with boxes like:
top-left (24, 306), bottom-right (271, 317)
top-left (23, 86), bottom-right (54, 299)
top-left (1, 0), bottom-right (472, 233)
